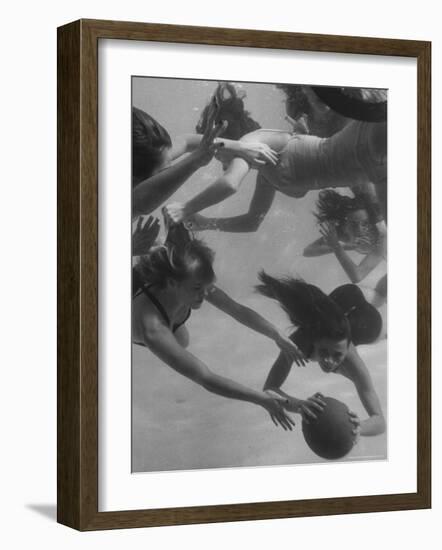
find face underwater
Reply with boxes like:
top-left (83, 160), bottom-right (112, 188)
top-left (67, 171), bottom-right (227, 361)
top-left (174, 276), bottom-right (213, 309)
top-left (314, 338), bottom-right (349, 372)
top-left (342, 209), bottom-right (372, 241)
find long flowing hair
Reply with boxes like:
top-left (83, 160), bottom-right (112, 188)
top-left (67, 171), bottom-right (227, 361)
top-left (196, 82), bottom-right (261, 140)
top-left (256, 271), bottom-right (351, 343)
top-left (315, 189), bottom-right (380, 248)
top-left (257, 272), bottom-right (382, 346)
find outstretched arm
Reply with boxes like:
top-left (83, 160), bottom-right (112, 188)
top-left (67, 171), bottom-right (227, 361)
top-left (263, 352), bottom-right (294, 391)
top-left (171, 134), bottom-right (278, 167)
top-left (133, 151), bottom-right (213, 217)
top-left (141, 315), bottom-right (295, 430)
top-left (207, 286), bottom-right (306, 365)
top-left (263, 348), bottom-right (326, 420)
top-left (133, 102), bottom-right (227, 217)
top-left (188, 174), bottom-right (276, 233)
top-left (339, 346), bottom-right (386, 436)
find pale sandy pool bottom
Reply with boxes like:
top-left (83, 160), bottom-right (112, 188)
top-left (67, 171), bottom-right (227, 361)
top-left (132, 294), bottom-right (387, 473)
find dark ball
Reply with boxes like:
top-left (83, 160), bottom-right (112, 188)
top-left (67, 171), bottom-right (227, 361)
top-left (302, 396), bottom-right (356, 460)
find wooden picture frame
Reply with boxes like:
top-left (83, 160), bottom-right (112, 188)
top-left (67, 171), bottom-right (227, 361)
top-left (57, 18), bottom-right (431, 531)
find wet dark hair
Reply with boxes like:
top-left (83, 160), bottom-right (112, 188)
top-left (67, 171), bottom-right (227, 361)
top-left (277, 84), bottom-right (349, 137)
top-left (136, 231), bottom-right (215, 290)
top-left (315, 189), bottom-right (379, 242)
top-left (257, 272), bottom-right (382, 347)
top-left (329, 284), bottom-right (382, 345)
top-left (132, 107), bottom-right (172, 187)
top-left (196, 82), bottom-right (261, 140)
top-left (276, 84), bottom-right (312, 119)
top-left (256, 271), bottom-right (351, 344)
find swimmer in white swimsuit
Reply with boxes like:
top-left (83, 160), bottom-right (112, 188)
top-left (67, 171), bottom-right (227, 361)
top-left (164, 119), bottom-right (386, 232)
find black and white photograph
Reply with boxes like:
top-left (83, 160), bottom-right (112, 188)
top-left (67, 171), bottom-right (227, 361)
top-left (131, 78), bottom-right (388, 473)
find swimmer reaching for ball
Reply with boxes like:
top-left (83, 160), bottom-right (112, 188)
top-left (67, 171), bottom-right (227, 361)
top-left (132, 223), bottom-right (306, 430)
top-left (257, 272), bottom-right (386, 437)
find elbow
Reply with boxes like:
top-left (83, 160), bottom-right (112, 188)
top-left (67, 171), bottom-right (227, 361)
top-left (221, 175), bottom-right (241, 196)
top-left (361, 414), bottom-right (386, 436)
top-left (141, 329), bottom-right (160, 350)
top-left (197, 368), bottom-right (217, 392)
top-left (263, 381), bottom-right (277, 393)
top-left (350, 272), bottom-right (364, 284)
top-left (376, 415), bottom-right (386, 435)
top-left (246, 214), bottom-right (265, 232)
top-left (223, 183), bottom-right (239, 198)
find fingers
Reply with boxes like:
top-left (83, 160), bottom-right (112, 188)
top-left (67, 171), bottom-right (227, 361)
top-left (258, 147), bottom-right (278, 166)
top-left (265, 148), bottom-right (279, 165)
top-left (300, 404), bottom-right (318, 422)
top-left (296, 351), bottom-right (308, 367)
top-left (268, 400), bottom-right (295, 431)
top-left (273, 410), bottom-right (296, 431)
top-left (305, 398), bottom-right (326, 413)
top-left (293, 355), bottom-right (307, 367)
top-left (282, 342), bottom-right (305, 364)
top-left (204, 96), bottom-right (220, 133)
top-left (253, 144), bottom-right (279, 166)
top-left (318, 222), bottom-right (329, 238)
top-left (211, 120), bottom-right (228, 141)
top-left (348, 411), bottom-right (360, 437)
top-left (348, 411), bottom-right (360, 427)
top-left (278, 338), bottom-right (308, 367)
top-left (291, 346), bottom-right (308, 367)
top-left (310, 392), bottom-right (326, 406)
top-left (144, 216), bottom-right (160, 234)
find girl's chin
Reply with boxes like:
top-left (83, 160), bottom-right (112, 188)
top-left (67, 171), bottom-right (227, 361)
top-left (319, 362), bottom-right (338, 373)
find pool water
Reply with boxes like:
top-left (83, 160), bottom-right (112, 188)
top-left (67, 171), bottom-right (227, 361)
top-left (132, 78), bottom-right (387, 473)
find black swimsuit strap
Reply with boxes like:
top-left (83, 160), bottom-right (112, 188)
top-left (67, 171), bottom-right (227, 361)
top-left (137, 284), bottom-right (191, 333)
top-left (141, 285), bottom-right (172, 328)
top-left (174, 309), bottom-right (191, 332)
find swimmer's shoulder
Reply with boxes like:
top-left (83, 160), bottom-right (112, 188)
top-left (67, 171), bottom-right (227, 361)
top-left (337, 344), bottom-right (363, 377)
top-left (133, 292), bottom-right (169, 331)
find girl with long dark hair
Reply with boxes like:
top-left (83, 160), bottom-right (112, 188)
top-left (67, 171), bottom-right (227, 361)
top-left (256, 271), bottom-right (386, 437)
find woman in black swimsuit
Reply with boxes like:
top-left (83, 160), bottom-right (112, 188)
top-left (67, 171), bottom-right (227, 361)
top-left (132, 226), bottom-right (306, 430)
